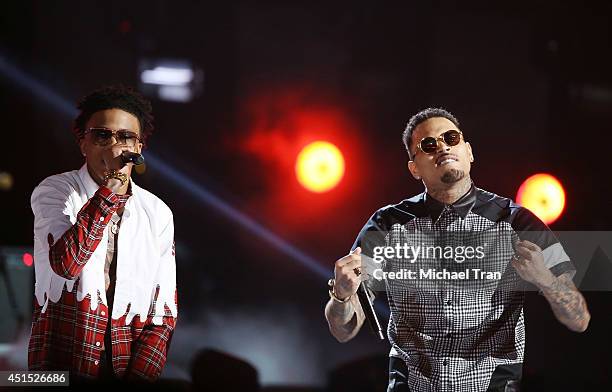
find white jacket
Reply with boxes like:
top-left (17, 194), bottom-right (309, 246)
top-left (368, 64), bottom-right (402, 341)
top-left (31, 164), bottom-right (177, 325)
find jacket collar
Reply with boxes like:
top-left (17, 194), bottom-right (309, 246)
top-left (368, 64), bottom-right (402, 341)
top-left (78, 164), bottom-right (100, 199)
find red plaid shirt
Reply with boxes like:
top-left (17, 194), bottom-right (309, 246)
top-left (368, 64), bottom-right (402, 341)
top-left (28, 185), bottom-right (177, 380)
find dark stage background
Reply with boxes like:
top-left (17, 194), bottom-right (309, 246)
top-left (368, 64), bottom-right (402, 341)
top-left (1, 1), bottom-right (611, 390)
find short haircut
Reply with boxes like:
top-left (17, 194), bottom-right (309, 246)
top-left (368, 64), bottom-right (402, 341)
top-left (402, 107), bottom-right (460, 159)
top-left (73, 85), bottom-right (154, 145)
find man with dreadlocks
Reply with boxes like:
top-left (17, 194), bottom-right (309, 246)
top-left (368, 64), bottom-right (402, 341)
top-left (28, 85), bottom-right (178, 382)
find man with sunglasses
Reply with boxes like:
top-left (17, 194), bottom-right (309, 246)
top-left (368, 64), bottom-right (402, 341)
top-left (325, 108), bottom-right (590, 391)
top-left (28, 85), bottom-right (177, 382)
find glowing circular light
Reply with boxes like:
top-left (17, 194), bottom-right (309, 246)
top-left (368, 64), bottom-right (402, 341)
top-left (295, 141), bottom-right (345, 193)
top-left (22, 252), bottom-right (34, 267)
top-left (516, 173), bottom-right (565, 225)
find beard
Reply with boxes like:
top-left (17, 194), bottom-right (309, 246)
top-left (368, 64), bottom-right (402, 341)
top-left (441, 168), bottom-right (465, 184)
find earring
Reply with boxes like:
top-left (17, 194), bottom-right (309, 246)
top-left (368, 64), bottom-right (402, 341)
top-left (415, 176), bottom-right (421, 180)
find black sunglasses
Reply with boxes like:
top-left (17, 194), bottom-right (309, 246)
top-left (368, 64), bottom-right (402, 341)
top-left (85, 127), bottom-right (141, 147)
top-left (413, 129), bottom-right (463, 157)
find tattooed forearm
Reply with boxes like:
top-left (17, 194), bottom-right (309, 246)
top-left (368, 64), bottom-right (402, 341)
top-left (540, 273), bottom-right (590, 332)
top-left (324, 295), bottom-right (366, 342)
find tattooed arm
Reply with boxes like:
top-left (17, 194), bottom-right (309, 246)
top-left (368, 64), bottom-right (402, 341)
top-left (325, 295), bottom-right (367, 342)
top-left (324, 247), bottom-right (367, 342)
top-left (512, 240), bottom-right (590, 332)
top-left (539, 272), bottom-right (590, 332)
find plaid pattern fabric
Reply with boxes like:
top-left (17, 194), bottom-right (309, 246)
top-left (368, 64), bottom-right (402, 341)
top-left (48, 187), bottom-right (126, 279)
top-left (354, 184), bottom-right (575, 392)
top-left (28, 186), bottom-right (177, 380)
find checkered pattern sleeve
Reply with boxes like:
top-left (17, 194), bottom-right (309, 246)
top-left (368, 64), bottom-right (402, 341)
top-left (126, 210), bottom-right (178, 380)
top-left (47, 186), bottom-right (123, 279)
top-left (127, 290), bottom-right (177, 380)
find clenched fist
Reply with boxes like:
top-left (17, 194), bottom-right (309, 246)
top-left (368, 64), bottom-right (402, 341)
top-left (511, 239), bottom-right (555, 288)
top-left (101, 143), bottom-right (134, 193)
top-left (333, 247), bottom-right (364, 300)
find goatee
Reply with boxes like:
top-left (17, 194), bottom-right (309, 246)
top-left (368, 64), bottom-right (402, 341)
top-left (441, 168), bottom-right (465, 184)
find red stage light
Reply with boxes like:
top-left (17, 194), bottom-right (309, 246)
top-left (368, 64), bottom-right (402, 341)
top-left (22, 252), bottom-right (34, 267)
top-left (516, 173), bottom-right (566, 225)
top-left (295, 141), bottom-right (345, 193)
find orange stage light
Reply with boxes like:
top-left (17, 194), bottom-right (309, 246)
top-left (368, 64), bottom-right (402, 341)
top-left (295, 141), bottom-right (345, 193)
top-left (516, 173), bottom-right (566, 225)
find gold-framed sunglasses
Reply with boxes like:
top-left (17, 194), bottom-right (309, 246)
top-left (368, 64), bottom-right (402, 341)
top-left (85, 127), bottom-right (141, 147)
top-left (413, 129), bottom-right (463, 157)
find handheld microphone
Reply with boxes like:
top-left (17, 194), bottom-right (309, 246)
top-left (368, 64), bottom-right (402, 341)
top-left (357, 283), bottom-right (385, 340)
top-left (121, 152), bottom-right (145, 166)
